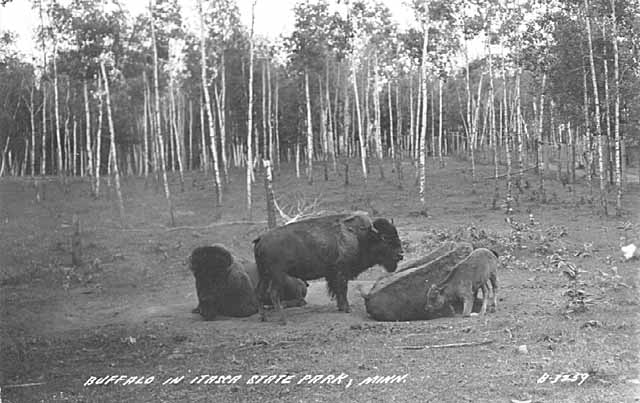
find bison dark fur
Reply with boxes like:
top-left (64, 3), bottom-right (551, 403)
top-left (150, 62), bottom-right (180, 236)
top-left (243, 260), bottom-right (308, 308)
top-left (190, 245), bottom-right (308, 321)
top-left (253, 213), bottom-right (403, 324)
top-left (424, 248), bottom-right (498, 317)
top-left (189, 245), bottom-right (259, 320)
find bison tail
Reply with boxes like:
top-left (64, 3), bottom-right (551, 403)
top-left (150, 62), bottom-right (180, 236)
top-left (489, 271), bottom-right (498, 291)
top-left (354, 283), bottom-right (370, 301)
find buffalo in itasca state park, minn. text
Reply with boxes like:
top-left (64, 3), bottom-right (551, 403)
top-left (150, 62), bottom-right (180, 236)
top-left (253, 212), bottom-right (403, 324)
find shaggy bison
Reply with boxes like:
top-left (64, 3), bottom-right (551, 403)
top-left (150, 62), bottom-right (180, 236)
top-left (189, 245), bottom-right (307, 321)
top-left (254, 212), bottom-right (403, 324)
top-left (424, 248), bottom-right (498, 317)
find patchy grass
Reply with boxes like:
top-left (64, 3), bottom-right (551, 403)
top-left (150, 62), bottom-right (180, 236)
top-left (1, 157), bottom-right (639, 402)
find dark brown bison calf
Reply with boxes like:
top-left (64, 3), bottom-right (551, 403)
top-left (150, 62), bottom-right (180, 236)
top-left (189, 245), bottom-right (307, 321)
top-left (424, 248), bottom-right (498, 317)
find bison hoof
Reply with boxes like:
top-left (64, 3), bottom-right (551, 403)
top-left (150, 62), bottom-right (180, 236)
top-left (338, 305), bottom-right (351, 313)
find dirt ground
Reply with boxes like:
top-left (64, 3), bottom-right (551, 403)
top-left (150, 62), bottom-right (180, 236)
top-left (1, 158), bottom-right (639, 403)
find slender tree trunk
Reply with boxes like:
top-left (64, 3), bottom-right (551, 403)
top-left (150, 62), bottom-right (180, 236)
top-left (516, 67), bottom-right (524, 191)
top-left (488, 41), bottom-right (499, 209)
top-left (430, 80), bottom-right (435, 160)
top-left (188, 99), bottom-right (193, 171)
top-left (261, 60), bottom-right (267, 159)
top-left (584, 0), bottom-right (607, 215)
top-left (419, 18), bottom-right (430, 207)
top-left (502, 47), bottom-right (513, 214)
top-left (602, 29), bottom-right (613, 185)
top-left (199, 0), bottom-right (222, 206)
top-left (610, 0), bottom-right (622, 214)
top-left (343, 72), bottom-right (351, 161)
top-left (581, 57), bottom-right (593, 195)
top-left (387, 80), bottom-right (395, 160)
top-left (537, 73), bottom-right (547, 202)
top-left (295, 140), bottom-right (300, 178)
top-left (438, 77), bottom-right (444, 168)
top-left (94, 77), bottom-right (103, 197)
top-left (169, 85), bottom-right (185, 192)
top-left (64, 83), bottom-right (71, 176)
top-left (394, 81), bottom-right (403, 187)
top-left (569, 121), bottom-right (576, 183)
top-left (214, 85), bottom-right (228, 183)
top-left (142, 73), bottom-right (149, 178)
top-left (52, 35), bottom-right (62, 175)
top-left (219, 52), bottom-right (229, 181)
top-left (100, 60), bottom-right (125, 222)
top-left (151, 1), bottom-right (175, 226)
top-left (267, 60), bottom-right (274, 165)
top-left (73, 116), bottom-right (78, 177)
top-left (318, 76), bottom-right (328, 178)
top-left (326, 65), bottom-right (336, 172)
top-left (29, 86), bottom-right (36, 177)
top-left (274, 71), bottom-right (280, 169)
top-left (246, 0), bottom-right (256, 216)
top-left (409, 74), bottom-right (415, 160)
top-left (199, 91), bottom-right (208, 172)
top-left (351, 59), bottom-right (367, 183)
top-left (83, 80), bottom-right (93, 184)
top-left (305, 69), bottom-right (314, 185)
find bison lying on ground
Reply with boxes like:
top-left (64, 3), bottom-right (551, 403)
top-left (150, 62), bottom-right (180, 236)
top-left (254, 212), bottom-right (403, 324)
top-left (424, 248), bottom-right (498, 317)
top-left (243, 260), bottom-right (308, 308)
top-left (190, 245), bottom-right (307, 321)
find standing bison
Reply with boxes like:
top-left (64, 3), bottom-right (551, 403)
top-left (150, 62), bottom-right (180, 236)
top-left (189, 244), bottom-right (308, 321)
top-left (254, 212), bottom-right (403, 324)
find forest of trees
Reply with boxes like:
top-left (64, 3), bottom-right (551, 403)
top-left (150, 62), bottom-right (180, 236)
top-left (0, 0), bottom-right (638, 218)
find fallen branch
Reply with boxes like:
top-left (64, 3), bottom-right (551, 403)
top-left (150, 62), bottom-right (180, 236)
top-left (166, 221), bottom-right (268, 232)
top-left (394, 340), bottom-right (494, 350)
top-left (482, 167), bottom-right (536, 180)
top-left (2, 382), bottom-right (46, 388)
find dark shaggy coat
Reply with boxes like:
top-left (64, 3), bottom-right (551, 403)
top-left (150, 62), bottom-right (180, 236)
top-left (190, 245), bottom-right (308, 320)
top-left (254, 212), bottom-right (403, 324)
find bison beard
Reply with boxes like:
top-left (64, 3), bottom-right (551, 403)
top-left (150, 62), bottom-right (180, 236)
top-left (254, 213), bottom-right (403, 324)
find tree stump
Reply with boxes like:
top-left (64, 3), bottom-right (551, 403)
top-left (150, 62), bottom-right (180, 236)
top-left (71, 214), bottom-right (82, 267)
top-left (364, 242), bottom-right (473, 321)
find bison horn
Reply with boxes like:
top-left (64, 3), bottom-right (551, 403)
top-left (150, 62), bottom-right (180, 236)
top-left (342, 212), bottom-right (375, 232)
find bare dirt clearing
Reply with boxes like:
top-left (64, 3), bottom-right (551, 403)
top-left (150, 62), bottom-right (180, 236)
top-left (1, 159), bottom-right (639, 402)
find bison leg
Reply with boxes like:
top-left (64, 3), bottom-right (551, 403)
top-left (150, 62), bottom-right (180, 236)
top-left (461, 294), bottom-right (474, 317)
top-left (269, 285), bottom-right (286, 325)
top-left (489, 275), bottom-right (498, 312)
top-left (198, 299), bottom-right (218, 321)
top-left (256, 277), bottom-right (269, 322)
top-left (327, 272), bottom-right (350, 313)
top-left (479, 284), bottom-right (489, 316)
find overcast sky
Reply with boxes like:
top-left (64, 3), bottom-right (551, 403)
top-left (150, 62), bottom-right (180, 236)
top-left (0, 0), bottom-right (416, 60)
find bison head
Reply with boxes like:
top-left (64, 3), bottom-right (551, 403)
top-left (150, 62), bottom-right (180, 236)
top-left (424, 283), bottom-right (446, 312)
top-left (189, 245), bottom-right (235, 320)
top-left (366, 218), bottom-right (403, 272)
